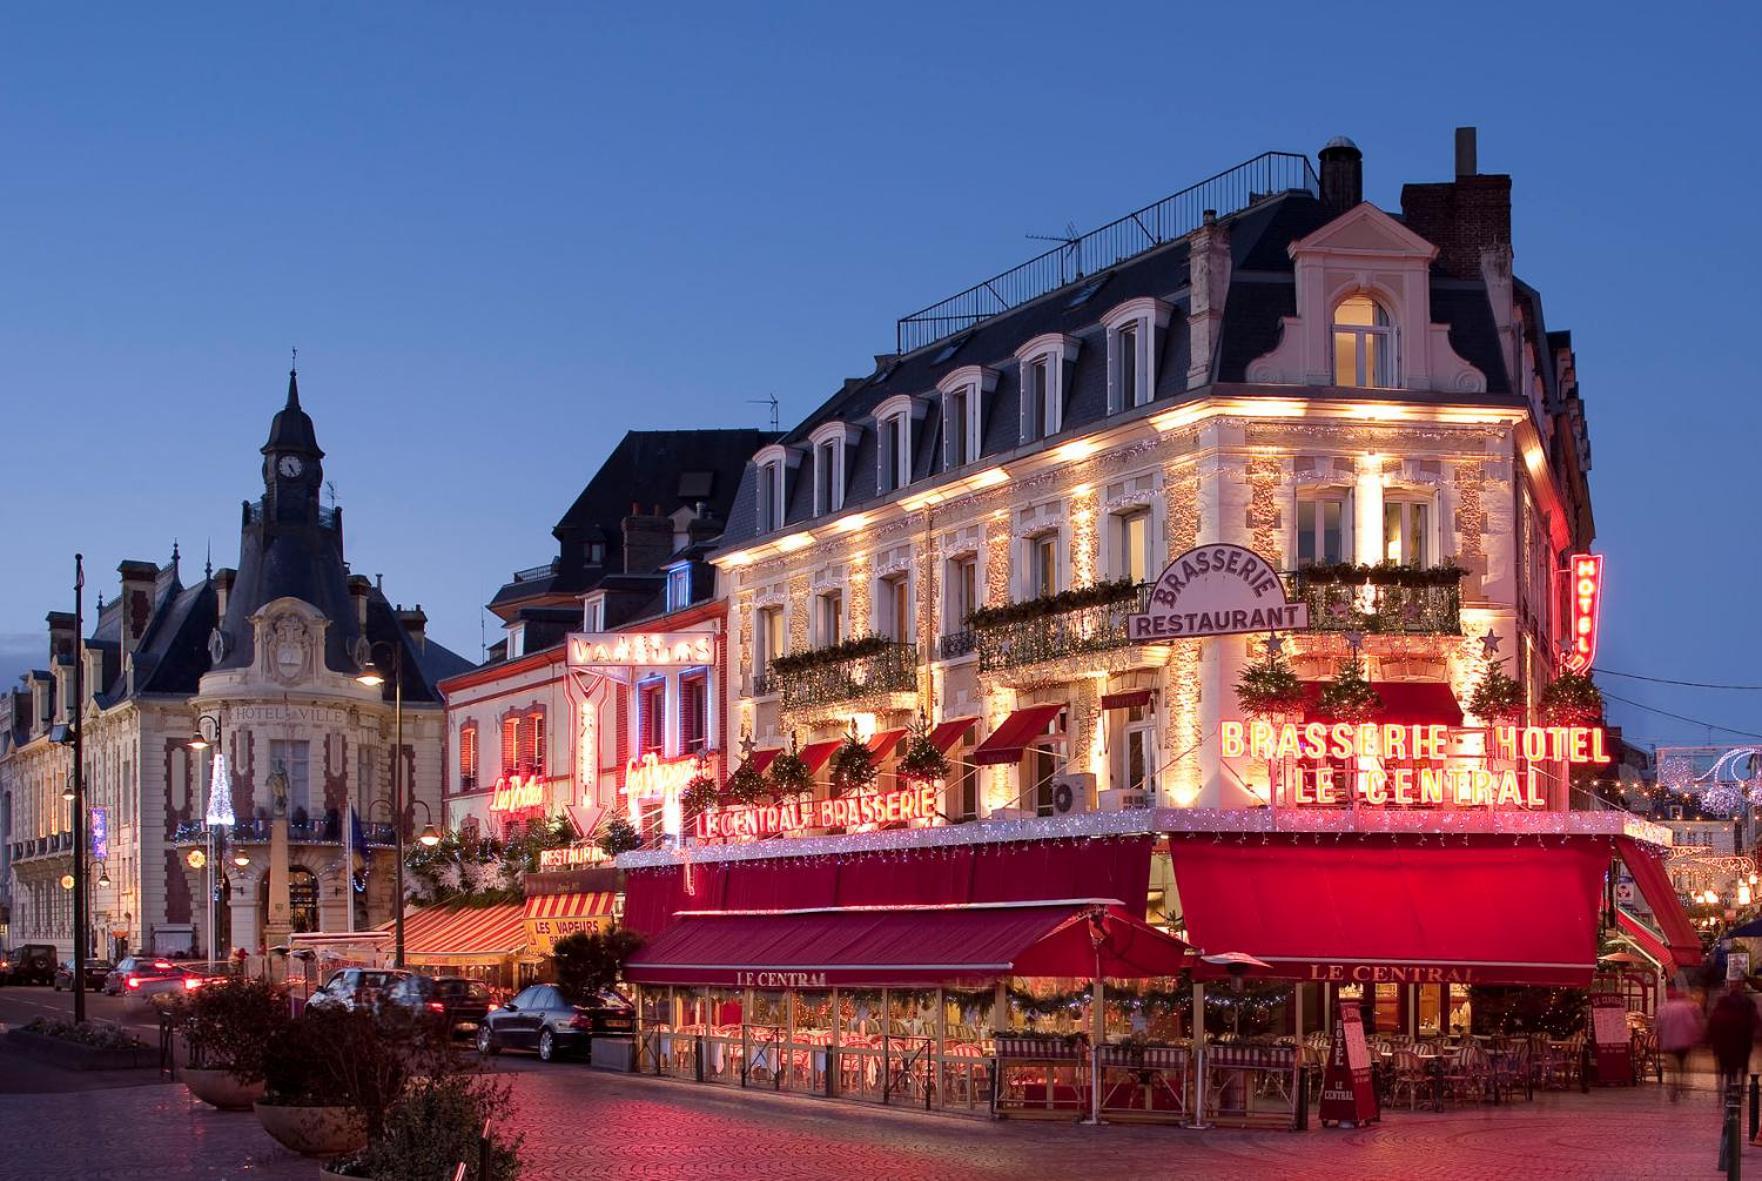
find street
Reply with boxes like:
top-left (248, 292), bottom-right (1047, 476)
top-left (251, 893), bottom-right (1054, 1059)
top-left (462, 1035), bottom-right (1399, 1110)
top-left (0, 985), bottom-right (1748, 1180)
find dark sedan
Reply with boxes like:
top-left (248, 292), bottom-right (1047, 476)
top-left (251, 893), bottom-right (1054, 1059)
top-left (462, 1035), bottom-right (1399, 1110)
top-left (380, 974), bottom-right (493, 1037)
top-left (53, 959), bottom-right (113, 991)
top-left (476, 985), bottom-right (633, 1063)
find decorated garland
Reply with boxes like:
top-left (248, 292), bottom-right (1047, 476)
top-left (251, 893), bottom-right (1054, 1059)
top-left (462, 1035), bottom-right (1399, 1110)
top-left (769, 634), bottom-right (896, 677)
top-left (827, 727), bottom-right (878, 797)
top-left (1234, 648), bottom-right (1305, 718)
top-left (966, 577), bottom-right (1140, 629)
top-left (767, 734), bottom-right (815, 797)
top-left (595, 814), bottom-right (643, 857)
top-left (1467, 659), bottom-right (1525, 722)
top-left (897, 713), bottom-right (950, 784)
top-left (1539, 671), bottom-right (1603, 726)
top-left (1293, 560), bottom-right (1466, 588)
top-left (1315, 656), bottom-right (1383, 723)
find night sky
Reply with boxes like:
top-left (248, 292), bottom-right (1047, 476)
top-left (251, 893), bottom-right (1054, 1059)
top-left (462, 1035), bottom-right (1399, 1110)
top-left (2, 3), bottom-right (1756, 747)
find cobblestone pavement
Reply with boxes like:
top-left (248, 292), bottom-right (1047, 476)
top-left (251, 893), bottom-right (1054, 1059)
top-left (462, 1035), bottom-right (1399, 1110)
top-left (0, 1057), bottom-right (1746, 1181)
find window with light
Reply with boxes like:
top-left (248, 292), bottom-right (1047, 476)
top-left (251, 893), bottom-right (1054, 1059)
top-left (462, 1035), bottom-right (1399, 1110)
top-left (1331, 294), bottom-right (1396, 388)
top-left (1382, 497), bottom-right (1431, 567)
top-left (1296, 493), bottom-right (1349, 567)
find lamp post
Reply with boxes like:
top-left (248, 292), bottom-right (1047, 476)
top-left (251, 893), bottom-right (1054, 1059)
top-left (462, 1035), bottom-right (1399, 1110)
top-left (356, 639), bottom-right (435, 969)
top-left (188, 712), bottom-right (227, 964)
top-left (70, 554), bottom-right (87, 1024)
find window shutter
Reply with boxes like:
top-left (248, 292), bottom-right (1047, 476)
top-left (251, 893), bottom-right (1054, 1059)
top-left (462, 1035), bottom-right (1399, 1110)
top-left (501, 717), bottom-right (519, 776)
top-left (1106, 330), bottom-right (1121, 414)
top-left (1017, 364), bottom-right (1031, 442)
top-left (528, 711), bottom-right (546, 774)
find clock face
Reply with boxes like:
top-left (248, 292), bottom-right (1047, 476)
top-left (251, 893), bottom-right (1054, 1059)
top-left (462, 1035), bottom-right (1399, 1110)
top-left (277, 455), bottom-right (304, 479)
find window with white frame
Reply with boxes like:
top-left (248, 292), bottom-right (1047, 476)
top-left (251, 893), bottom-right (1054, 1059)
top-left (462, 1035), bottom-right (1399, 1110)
top-left (1103, 299), bottom-right (1170, 414)
top-left (878, 573), bottom-right (911, 643)
top-left (814, 438), bottom-right (839, 515)
top-left (1016, 335), bottom-right (1077, 444)
top-left (945, 554), bottom-right (979, 632)
top-left (754, 604), bottom-right (784, 680)
top-left (1382, 495), bottom-right (1432, 567)
top-left (814, 589), bottom-right (844, 647)
top-left (680, 671), bottom-right (709, 754)
top-left (582, 596), bottom-right (604, 631)
top-left (756, 459), bottom-right (785, 531)
top-left (1110, 508), bottom-right (1152, 583)
top-left (1295, 491), bottom-right (1350, 567)
top-left (1027, 533), bottom-right (1060, 599)
top-left (1332, 294), bottom-right (1397, 389)
top-left (1114, 703), bottom-right (1157, 795)
top-left (637, 680), bottom-right (666, 755)
top-left (665, 566), bottom-right (692, 611)
top-left (937, 366), bottom-right (996, 470)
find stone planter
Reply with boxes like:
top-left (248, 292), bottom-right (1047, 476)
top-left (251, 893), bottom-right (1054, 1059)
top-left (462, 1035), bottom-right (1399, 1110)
top-left (252, 1101), bottom-right (367, 1158)
top-left (3, 1028), bottom-right (152, 1071)
top-left (182, 1067), bottom-right (266, 1111)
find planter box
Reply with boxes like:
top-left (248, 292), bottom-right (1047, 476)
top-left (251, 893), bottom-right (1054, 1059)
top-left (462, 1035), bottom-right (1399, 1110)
top-left (3, 1028), bottom-right (152, 1071)
top-left (591, 1036), bottom-right (636, 1072)
top-left (253, 1102), bottom-right (367, 1159)
top-left (182, 1067), bottom-right (267, 1111)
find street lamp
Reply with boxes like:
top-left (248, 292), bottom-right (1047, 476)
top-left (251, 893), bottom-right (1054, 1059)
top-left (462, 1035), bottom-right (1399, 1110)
top-left (356, 638), bottom-right (414, 968)
top-left (188, 712), bottom-right (228, 963)
top-left (233, 851), bottom-right (251, 869)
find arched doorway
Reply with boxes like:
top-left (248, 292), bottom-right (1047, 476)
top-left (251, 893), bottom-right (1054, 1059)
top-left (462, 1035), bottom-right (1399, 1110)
top-left (259, 865), bottom-right (322, 935)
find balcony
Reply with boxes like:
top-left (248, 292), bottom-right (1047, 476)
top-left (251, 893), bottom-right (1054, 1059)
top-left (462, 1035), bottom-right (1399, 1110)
top-left (12, 832), bottom-right (74, 861)
top-left (1285, 565), bottom-right (1463, 636)
top-left (771, 639), bottom-right (918, 712)
top-left (973, 581), bottom-right (1154, 675)
top-left (171, 819), bottom-right (396, 847)
top-left (937, 629), bottom-right (977, 661)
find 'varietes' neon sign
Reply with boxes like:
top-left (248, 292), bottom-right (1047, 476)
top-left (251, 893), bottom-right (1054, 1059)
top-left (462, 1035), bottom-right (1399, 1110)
top-left (1564, 553), bottom-right (1603, 674)
top-left (489, 775), bottom-right (547, 813)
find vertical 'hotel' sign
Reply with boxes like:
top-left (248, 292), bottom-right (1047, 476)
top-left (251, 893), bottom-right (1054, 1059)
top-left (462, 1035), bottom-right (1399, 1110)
top-left (1562, 553), bottom-right (1603, 673)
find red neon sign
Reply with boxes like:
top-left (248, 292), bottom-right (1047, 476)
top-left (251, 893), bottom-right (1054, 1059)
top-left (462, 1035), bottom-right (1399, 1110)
top-left (1563, 553), bottom-right (1602, 673)
top-left (693, 783), bottom-right (942, 841)
top-left (489, 775), bottom-right (547, 813)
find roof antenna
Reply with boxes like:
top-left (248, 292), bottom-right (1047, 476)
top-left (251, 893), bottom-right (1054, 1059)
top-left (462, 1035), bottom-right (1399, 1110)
top-left (747, 394), bottom-right (780, 432)
top-left (291, 345), bottom-right (298, 372)
top-left (1026, 221), bottom-right (1083, 282)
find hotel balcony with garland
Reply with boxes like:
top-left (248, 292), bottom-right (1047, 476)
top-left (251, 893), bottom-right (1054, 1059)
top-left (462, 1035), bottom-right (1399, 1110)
top-left (711, 129), bottom-right (1599, 827)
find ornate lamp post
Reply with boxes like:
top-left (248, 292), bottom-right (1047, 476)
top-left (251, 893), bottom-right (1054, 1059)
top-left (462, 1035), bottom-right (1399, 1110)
top-left (355, 640), bottom-right (440, 968)
top-left (187, 711), bottom-right (230, 963)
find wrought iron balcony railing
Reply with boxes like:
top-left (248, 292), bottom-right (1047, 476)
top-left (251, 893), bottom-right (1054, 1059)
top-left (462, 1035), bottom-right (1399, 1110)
top-left (973, 583), bottom-right (1153, 674)
top-left (773, 641), bottom-right (918, 711)
top-left (171, 818), bottom-right (397, 846)
top-left (1285, 568), bottom-right (1463, 635)
top-left (937, 629), bottom-right (977, 660)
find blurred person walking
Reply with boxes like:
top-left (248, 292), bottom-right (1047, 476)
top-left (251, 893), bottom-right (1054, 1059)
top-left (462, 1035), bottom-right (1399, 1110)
top-left (1656, 987), bottom-right (1704, 1101)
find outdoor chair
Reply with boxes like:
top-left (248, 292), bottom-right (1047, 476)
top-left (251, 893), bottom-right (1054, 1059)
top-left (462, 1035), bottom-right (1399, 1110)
top-left (1389, 1048), bottom-right (1429, 1110)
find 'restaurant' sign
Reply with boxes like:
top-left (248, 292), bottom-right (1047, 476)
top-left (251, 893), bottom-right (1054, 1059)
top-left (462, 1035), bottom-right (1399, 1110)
top-left (568, 632), bottom-right (714, 668)
top-left (1130, 544), bottom-right (1308, 640)
top-left (694, 783), bottom-right (941, 841)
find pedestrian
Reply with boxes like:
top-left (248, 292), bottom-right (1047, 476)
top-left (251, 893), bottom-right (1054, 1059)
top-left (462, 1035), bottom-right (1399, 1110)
top-left (1656, 987), bottom-right (1704, 1101)
top-left (1707, 982), bottom-right (1756, 1099)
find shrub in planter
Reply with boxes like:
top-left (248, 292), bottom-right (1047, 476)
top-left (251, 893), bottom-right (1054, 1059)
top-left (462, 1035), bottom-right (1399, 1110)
top-left (22, 1017), bottom-right (144, 1051)
top-left (1314, 658), bottom-right (1382, 724)
top-left (183, 976), bottom-right (290, 1083)
top-left (595, 815), bottom-right (643, 857)
top-left (1467, 660), bottom-right (1525, 722)
top-left (1539, 671), bottom-right (1604, 726)
top-left (1235, 652), bottom-right (1305, 718)
top-left (724, 758), bottom-right (770, 806)
top-left (826, 729), bottom-right (877, 797)
top-left (767, 745), bottom-right (813, 797)
top-left (259, 1007), bottom-right (410, 1142)
top-left (678, 768), bottom-right (720, 817)
top-left (331, 1073), bottom-right (523, 1181)
top-left (553, 927), bottom-right (644, 1005)
top-left (896, 724), bottom-right (948, 785)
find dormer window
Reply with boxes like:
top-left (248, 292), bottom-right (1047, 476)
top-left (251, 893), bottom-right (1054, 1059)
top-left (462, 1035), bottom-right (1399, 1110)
top-left (1332, 294), bottom-right (1397, 388)
top-left (937, 366), bottom-right (997, 470)
top-left (873, 395), bottom-right (924, 495)
top-left (752, 444), bottom-right (797, 533)
top-left (665, 565), bottom-right (693, 611)
top-left (1015, 334), bottom-right (1079, 444)
top-left (809, 422), bottom-right (858, 516)
top-left (1102, 298), bottom-right (1172, 414)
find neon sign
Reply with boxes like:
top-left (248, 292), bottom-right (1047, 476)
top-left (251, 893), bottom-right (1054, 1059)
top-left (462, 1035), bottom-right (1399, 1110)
top-left (1130, 544), bottom-right (1310, 640)
top-left (568, 632), bottom-right (714, 669)
top-left (538, 844), bottom-right (611, 870)
top-left (489, 775), bottom-right (547, 813)
top-left (1563, 553), bottom-right (1603, 674)
top-left (694, 783), bottom-right (942, 841)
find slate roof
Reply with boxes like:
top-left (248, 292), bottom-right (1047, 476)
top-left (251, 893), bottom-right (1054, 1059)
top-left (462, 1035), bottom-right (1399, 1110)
top-left (720, 184), bottom-right (1523, 550)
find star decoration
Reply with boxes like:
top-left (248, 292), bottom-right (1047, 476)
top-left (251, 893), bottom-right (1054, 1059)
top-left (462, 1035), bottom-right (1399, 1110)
top-left (1265, 632), bottom-right (1285, 656)
top-left (1343, 630), bottom-right (1365, 653)
top-left (1479, 631), bottom-right (1503, 659)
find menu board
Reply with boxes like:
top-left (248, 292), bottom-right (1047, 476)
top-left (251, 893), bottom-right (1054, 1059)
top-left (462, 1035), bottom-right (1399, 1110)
top-left (1319, 1001), bottom-right (1380, 1127)
top-left (1588, 994), bottom-right (1634, 1086)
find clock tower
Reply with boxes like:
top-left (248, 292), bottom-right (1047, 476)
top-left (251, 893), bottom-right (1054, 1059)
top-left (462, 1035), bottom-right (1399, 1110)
top-left (261, 367), bottom-right (324, 523)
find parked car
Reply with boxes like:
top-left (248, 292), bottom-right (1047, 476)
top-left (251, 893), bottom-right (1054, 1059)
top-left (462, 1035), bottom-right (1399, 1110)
top-left (379, 974), bottom-right (494, 1037)
top-left (306, 967), bottom-right (411, 1012)
top-left (476, 984), bottom-right (634, 1062)
top-left (105, 955), bottom-right (184, 996)
top-left (52, 959), bottom-right (113, 991)
top-left (1, 944), bottom-right (60, 986)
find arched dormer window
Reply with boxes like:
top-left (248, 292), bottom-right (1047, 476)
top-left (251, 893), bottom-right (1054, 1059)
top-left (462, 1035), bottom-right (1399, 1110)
top-left (808, 422), bottom-right (859, 517)
top-left (752, 443), bottom-right (798, 534)
top-left (935, 365), bottom-right (998, 470)
top-left (1331, 294), bottom-right (1397, 389)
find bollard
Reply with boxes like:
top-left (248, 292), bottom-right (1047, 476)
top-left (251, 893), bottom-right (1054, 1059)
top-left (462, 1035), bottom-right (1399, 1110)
top-left (1720, 1081), bottom-right (1742, 1181)
top-left (1294, 1066), bottom-right (1309, 1131)
top-left (1751, 1074), bottom-right (1759, 1142)
top-left (478, 1119), bottom-right (491, 1180)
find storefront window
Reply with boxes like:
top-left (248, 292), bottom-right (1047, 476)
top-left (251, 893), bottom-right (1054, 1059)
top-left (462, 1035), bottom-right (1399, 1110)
top-left (792, 990), bottom-right (832, 1038)
top-left (1373, 982), bottom-right (1402, 1035)
top-left (748, 990), bottom-right (787, 1033)
top-left (1007, 979), bottom-right (1091, 1037)
top-left (1104, 979), bottom-right (1184, 1042)
top-left (841, 989), bottom-right (885, 1042)
top-left (887, 990), bottom-right (939, 1042)
top-left (1447, 984), bottom-right (1472, 1036)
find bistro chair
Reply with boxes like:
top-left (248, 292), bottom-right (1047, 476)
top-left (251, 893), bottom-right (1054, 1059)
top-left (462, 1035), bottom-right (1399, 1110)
top-left (1389, 1048), bottom-right (1429, 1111)
top-left (1442, 1041), bottom-right (1489, 1104)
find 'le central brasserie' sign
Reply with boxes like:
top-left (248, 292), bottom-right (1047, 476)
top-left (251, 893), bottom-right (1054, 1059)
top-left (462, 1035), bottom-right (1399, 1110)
top-left (695, 783), bottom-right (941, 841)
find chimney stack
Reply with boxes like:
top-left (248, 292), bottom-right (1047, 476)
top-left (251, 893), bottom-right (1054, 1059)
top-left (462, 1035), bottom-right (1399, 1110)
top-left (116, 560), bottom-right (158, 655)
top-left (45, 611), bottom-right (76, 666)
top-left (396, 605), bottom-right (428, 654)
top-left (1455, 126), bottom-right (1478, 177)
top-left (622, 506), bottom-right (675, 575)
top-left (213, 568), bottom-right (236, 621)
top-left (1400, 128), bottom-right (1511, 280)
top-left (347, 574), bottom-right (372, 630)
top-left (1318, 136), bottom-right (1363, 214)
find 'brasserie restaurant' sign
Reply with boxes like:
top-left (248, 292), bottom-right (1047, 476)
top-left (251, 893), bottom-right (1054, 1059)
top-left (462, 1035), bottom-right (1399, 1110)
top-left (695, 783), bottom-right (941, 841)
top-left (1130, 544), bottom-right (1309, 640)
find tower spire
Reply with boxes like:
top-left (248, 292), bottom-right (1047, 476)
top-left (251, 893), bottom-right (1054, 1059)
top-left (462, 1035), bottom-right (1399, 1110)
top-left (287, 348), bottom-right (301, 410)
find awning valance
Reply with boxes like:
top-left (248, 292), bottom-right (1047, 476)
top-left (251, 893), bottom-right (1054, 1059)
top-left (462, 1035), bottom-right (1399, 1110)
top-left (525, 892), bottom-right (617, 922)
top-left (625, 902), bottom-right (1189, 987)
top-left (1101, 689), bottom-right (1153, 711)
top-left (1615, 836), bottom-right (1704, 968)
top-left (382, 902), bottom-right (528, 958)
top-left (973, 704), bottom-right (1064, 766)
top-left (800, 740), bottom-right (841, 774)
top-left (1299, 680), bottom-right (1464, 726)
top-left (929, 717), bottom-right (979, 754)
top-left (1169, 834), bottom-right (1609, 986)
top-left (866, 729), bottom-right (908, 759)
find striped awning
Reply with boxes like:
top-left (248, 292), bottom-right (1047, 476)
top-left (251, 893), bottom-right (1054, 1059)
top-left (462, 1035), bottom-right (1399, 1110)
top-left (380, 902), bottom-right (528, 958)
top-left (525, 892), bottom-right (617, 922)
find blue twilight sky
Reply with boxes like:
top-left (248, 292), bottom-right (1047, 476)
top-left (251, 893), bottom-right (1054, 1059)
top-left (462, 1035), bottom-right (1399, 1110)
top-left (1, 3), bottom-right (1758, 748)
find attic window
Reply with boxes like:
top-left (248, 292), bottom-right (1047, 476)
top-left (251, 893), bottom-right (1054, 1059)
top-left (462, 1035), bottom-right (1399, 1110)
top-left (677, 471), bottom-right (715, 499)
top-left (1066, 275), bottom-right (1109, 308)
top-left (1332, 294), bottom-right (1397, 389)
top-left (931, 335), bottom-right (970, 365)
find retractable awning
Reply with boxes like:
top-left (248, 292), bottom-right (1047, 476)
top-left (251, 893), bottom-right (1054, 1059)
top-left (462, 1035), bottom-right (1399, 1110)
top-left (625, 901), bottom-right (1189, 988)
top-left (1614, 909), bottom-right (1679, 975)
top-left (1615, 836), bottom-right (1704, 968)
top-left (866, 729), bottom-right (908, 759)
top-left (928, 717), bottom-right (979, 753)
top-left (731, 748), bottom-right (781, 780)
top-left (973, 704), bottom-right (1064, 766)
top-left (382, 902), bottom-right (528, 958)
top-left (1168, 834), bottom-right (1610, 986)
top-left (800, 740), bottom-right (841, 774)
top-left (1299, 681), bottom-right (1465, 725)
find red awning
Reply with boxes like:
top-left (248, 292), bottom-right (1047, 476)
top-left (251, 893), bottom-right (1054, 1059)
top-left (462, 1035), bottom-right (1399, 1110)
top-left (1300, 681), bottom-right (1465, 725)
top-left (733, 748), bottom-right (781, 779)
top-left (866, 729), bottom-right (908, 759)
top-left (973, 704), bottom-right (1064, 766)
top-left (625, 902), bottom-right (1189, 987)
top-left (381, 902), bottom-right (527, 958)
top-left (799, 740), bottom-right (841, 774)
top-left (929, 717), bottom-right (979, 754)
top-left (1614, 909), bottom-right (1678, 975)
top-left (1169, 834), bottom-right (1610, 986)
top-left (1101, 689), bottom-right (1153, 711)
top-left (1616, 837), bottom-right (1704, 968)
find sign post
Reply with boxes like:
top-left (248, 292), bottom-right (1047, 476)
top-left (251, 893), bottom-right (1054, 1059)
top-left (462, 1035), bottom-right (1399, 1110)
top-left (1319, 999), bottom-right (1379, 1127)
top-left (1588, 992), bottom-right (1634, 1086)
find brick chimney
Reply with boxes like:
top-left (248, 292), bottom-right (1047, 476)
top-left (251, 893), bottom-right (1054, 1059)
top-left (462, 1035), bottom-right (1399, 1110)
top-left (213, 567), bottom-right (236, 621)
top-left (46, 611), bottom-right (76, 665)
top-left (1399, 127), bottom-right (1511, 280)
top-left (117, 560), bottom-right (158, 655)
top-left (347, 574), bottom-right (372, 630)
top-left (396, 605), bottom-right (428, 654)
top-left (622, 503), bottom-right (675, 575)
top-left (1318, 136), bottom-right (1363, 215)
top-left (1186, 210), bottom-right (1232, 390)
